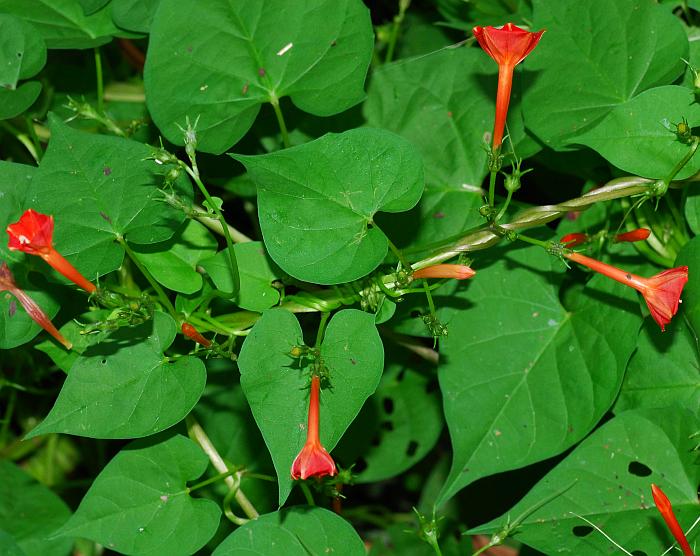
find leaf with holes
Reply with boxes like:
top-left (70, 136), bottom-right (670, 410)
top-left (144, 0), bottom-right (373, 153)
top-left (0, 0), bottom-right (121, 49)
top-left (436, 245), bottom-right (642, 505)
top-left (615, 319), bottom-right (700, 413)
top-left (523, 0), bottom-right (687, 149)
top-left (237, 308), bottom-right (383, 505)
top-left (335, 349), bottom-right (443, 483)
top-left (235, 127), bottom-right (424, 284)
top-left (21, 115), bottom-right (191, 281)
top-left (0, 460), bottom-right (73, 556)
top-left (26, 312), bottom-right (207, 439)
top-left (471, 407), bottom-right (700, 555)
top-left (212, 506), bottom-right (365, 556)
top-left (54, 434), bottom-right (221, 555)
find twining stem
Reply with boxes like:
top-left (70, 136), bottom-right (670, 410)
top-left (385, 0), bottom-right (411, 64)
top-left (186, 415), bottom-right (259, 520)
top-left (118, 238), bottom-right (177, 318)
top-left (665, 137), bottom-right (700, 184)
top-left (193, 204), bottom-right (252, 243)
top-left (94, 48), bottom-right (104, 113)
top-left (270, 97), bottom-right (291, 149)
top-left (0, 389), bottom-right (17, 448)
top-left (182, 163), bottom-right (239, 295)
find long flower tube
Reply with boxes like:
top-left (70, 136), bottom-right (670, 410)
top-left (6, 209), bottom-right (96, 294)
top-left (651, 484), bottom-right (695, 556)
top-left (291, 375), bottom-right (337, 480)
top-left (565, 252), bottom-right (688, 331)
top-left (0, 262), bottom-right (72, 349)
top-left (472, 23), bottom-right (545, 150)
top-left (412, 264), bottom-right (476, 280)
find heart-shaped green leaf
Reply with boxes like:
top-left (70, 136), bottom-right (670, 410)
top-left (436, 246), bottom-right (642, 505)
top-left (237, 308), bottom-right (383, 505)
top-left (0, 460), bottom-right (73, 556)
top-left (54, 434), bottom-right (221, 555)
top-left (471, 407), bottom-right (700, 556)
top-left (22, 115), bottom-right (191, 281)
top-left (212, 506), bottom-right (365, 556)
top-left (235, 128), bottom-right (424, 284)
top-left (523, 0), bottom-right (687, 149)
top-left (26, 312), bottom-right (207, 439)
top-left (573, 86), bottom-right (700, 179)
top-left (144, 0), bottom-right (373, 153)
top-left (0, 0), bottom-right (120, 49)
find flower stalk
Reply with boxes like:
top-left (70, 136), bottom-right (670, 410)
top-left (0, 262), bottom-right (71, 349)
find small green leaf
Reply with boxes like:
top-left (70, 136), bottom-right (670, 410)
top-left (201, 242), bottom-right (282, 310)
top-left (212, 506), bottom-right (365, 556)
top-left (237, 308), bottom-right (383, 505)
top-left (0, 0), bottom-right (120, 49)
top-left (524, 0), bottom-right (688, 149)
top-left (144, 0), bottom-right (373, 153)
top-left (77, 0), bottom-right (110, 16)
top-left (0, 460), bottom-right (73, 556)
top-left (23, 115), bottom-right (191, 280)
top-left (202, 196), bottom-right (223, 214)
top-left (436, 246), bottom-right (642, 505)
top-left (26, 312), bottom-right (207, 439)
top-left (573, 86), bottom-right (700, 179)
top-left (236, 128), bottom-right (424, 284)
top-left (131, 220), bottom-right (218, 294)
top-left (0, 81), bottom-right (41, 120)
top-left (0, 15), bottom-right (46, 89)
top-left (471, 407), bottom-right (700, 556)
top-left (54, 434), bottom-right (221, 555)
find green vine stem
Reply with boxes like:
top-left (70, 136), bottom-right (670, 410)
top-left (384, 0), bottom-right (411, 64)
top-left (94, 48), bottom-right (104, 114)
top-left (186, 415), bottom-right (259, 521)
top-left (193, 204), bottom-right (253, 243)
top-left (411, 175), bottom-right (656, 270)
top-left (181, 162), bottom-right (240, 295)
top-left (270, 96), bottom-right (291, 149)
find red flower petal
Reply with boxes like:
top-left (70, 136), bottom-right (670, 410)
top-left (6, 209), bottom-right (54, 255)
top-left (614, 228), bottom-right (651, 243)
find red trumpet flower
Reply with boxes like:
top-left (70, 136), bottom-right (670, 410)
top-left (291, 375), bottom-right (337, 480)
top-left (614, 228), bottom-right (651, 243)
top-left (651, 484), bottom-right (695, 556)
top-left (6, 209), bottom-right (96, 294)
top-left (181, 323), bottom-right (212, 348)
top-left (565, 252), bottom-right (688, 331)
top-left (412, 264), bottom-right (476, 280)
top-left (0, 262), bottom-right (71, 349)
top-left (472, 23), bottom-right (545, 150)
